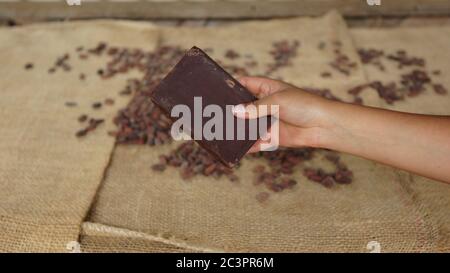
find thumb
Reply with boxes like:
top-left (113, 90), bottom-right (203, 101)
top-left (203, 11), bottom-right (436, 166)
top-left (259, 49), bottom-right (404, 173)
top-left (238, 76), bottom-right (290, 98)
top-left (232, 93), bottom-right (280, 119)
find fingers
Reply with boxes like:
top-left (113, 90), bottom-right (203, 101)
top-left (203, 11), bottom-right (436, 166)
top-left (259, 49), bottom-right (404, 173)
top-left (247, 131), bottom-right (275, 153)
top-left (248, 139), bottom-right (265, 153)
top-left (247, 123), bottom-right (282, 153)
top-left (233, 77), bottom-right (290, 119)
top-left (232, 93), bottom-right (280, 119)
top-left (246, 122), bottom-right (315, 153)
top-left (238, 76), bottom-right (290, 98)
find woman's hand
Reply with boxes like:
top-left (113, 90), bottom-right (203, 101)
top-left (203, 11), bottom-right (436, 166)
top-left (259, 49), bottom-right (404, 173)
top-left (233, 76), bottom-right (335, 152)
top-left (233, 76), bottom-right (450, 183)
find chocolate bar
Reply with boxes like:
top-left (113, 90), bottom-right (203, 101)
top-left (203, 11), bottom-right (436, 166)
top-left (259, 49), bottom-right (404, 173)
top-left (151, 46), bottom-right (271, 167)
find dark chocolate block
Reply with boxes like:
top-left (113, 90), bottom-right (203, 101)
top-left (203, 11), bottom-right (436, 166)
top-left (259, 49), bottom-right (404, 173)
top-left (151, 46), bottom-right (271, 167)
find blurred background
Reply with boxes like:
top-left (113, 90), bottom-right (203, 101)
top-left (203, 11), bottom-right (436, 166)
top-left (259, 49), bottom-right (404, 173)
top-left (1, 0), bottom-right (450, 25)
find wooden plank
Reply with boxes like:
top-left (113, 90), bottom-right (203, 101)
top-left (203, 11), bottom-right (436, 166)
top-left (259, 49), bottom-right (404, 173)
top-left (0, 0), bottom-right (449, 21)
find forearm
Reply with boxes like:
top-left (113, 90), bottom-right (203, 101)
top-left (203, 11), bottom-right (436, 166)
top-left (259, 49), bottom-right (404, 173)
top-left (320, 101), bottom-right (450, 183)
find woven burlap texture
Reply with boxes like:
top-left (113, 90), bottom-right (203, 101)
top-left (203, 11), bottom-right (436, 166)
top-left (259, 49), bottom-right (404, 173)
top-left (351, 26), bottom-right (450, 251)
top-left (1, 13), bottom-right (447, 253)
top-left (80, 222), bottom-right (207, 253)
top-left (85, 12), bottom-right (443, 252)
top-left (0, 20), bottom-right (160, 252)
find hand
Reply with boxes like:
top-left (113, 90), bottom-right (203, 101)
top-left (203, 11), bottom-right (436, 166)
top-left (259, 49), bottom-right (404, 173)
top-left (232, 77), bottom-right (450, 183)
top-left (233, 76), bottom-right (334, 152)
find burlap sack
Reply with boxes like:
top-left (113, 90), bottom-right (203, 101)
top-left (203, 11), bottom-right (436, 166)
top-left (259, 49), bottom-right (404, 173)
top-left (1, 13), bottom-right (447, 253)
top-left (85, 12), bottom-right (442, 252)
top-left (351, 27), bottom-right (450, 115)
top-left (0, 20), bottom-right (160, 252)
top-left (80, 222), bottom-right (200, 253)
top-left (159, 11), bottom-right (372, 105)
top-left (351, 26), bottom-right (450, 252)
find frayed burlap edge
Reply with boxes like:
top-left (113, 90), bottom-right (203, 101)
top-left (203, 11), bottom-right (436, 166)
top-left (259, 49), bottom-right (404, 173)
top-left (80, 222), bottom-right (223, 253)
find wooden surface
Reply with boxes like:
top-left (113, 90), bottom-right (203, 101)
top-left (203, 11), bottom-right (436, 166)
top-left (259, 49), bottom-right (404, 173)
top-left (0, 0), bottom-right (449, 21)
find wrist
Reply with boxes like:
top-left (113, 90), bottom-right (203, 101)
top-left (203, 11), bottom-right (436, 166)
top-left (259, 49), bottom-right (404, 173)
top-left (315, 100), bottom-right (357, 152)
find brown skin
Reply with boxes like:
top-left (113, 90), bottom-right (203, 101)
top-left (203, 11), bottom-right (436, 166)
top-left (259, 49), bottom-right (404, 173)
top-left (233, 76), bottom-right (450, 184)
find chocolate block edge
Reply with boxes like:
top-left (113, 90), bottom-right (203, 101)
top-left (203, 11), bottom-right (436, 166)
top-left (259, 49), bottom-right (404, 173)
top-left (150, 46), bottom-right (266, 168)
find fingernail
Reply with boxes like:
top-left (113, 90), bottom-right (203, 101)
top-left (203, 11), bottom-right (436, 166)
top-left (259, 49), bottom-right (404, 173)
top-left (260, 144), bottom-right (278, 152)
top-left (232, 104), bottom-right (246, 115)
top-left (260, 131), bottom-right (271, 142)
